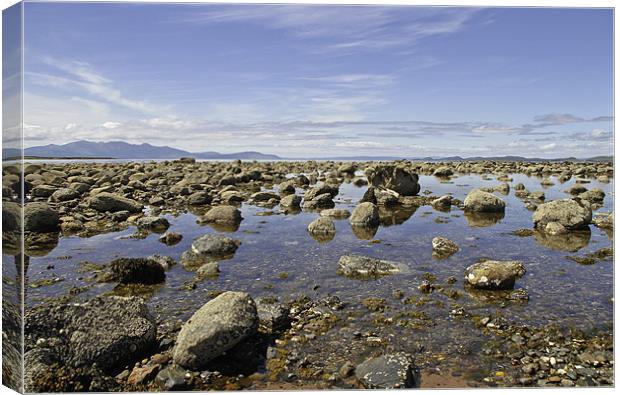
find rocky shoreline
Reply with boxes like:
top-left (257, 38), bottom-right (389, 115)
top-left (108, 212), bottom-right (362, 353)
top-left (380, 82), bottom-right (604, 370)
top-left (2, 159), bottom-right (614, 390)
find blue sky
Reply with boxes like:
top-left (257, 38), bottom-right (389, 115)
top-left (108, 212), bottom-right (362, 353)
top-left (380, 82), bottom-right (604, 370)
top-left (21, 2), bottom-right (613, 158)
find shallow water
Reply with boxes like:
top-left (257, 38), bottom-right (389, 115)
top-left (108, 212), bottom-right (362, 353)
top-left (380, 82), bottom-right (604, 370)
top-left (16, 172), bottom-right (614, 378)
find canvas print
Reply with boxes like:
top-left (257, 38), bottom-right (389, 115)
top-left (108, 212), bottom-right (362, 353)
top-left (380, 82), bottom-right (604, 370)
top-left (1, 1), bottom-right (614, 392)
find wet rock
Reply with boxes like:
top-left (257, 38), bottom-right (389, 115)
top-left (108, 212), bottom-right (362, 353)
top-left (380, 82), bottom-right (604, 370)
top-left (136, 216), bottom-right (170, 232)
top-left (433, 166), bottom-right (453, 177)
top-left (592, 212), bottom-right (613, 230)
top-left (173, 292), bottom-right (258, 369)
top-left (25, 296), bottom-right (157, 371)
top-left (320, 208), bottom-right (351, 219)
top-left (301, 193), bottom-right (335, 210)
top-left (545, 222), bottom-right (567, 236)
top-left (338, 254), bottom-right (403, 279)
top-left (365, 165), bottom-right (420, 196)
top-left (2, 202), bottom-right (21, 232)
top-left (250, 191), bottom-right (280, 202)
top-left (278, 180), bottom-right (296, 196)
top-left (154, 365), bottom-right (188, 391)
top-left (307, 217), bottom-right (336, 237)
top-left (566, 184), bottom-right (587, 195)
top-left (431, 195), bottom-right (452, 210)
top-left (579, 188), bottom-right (605, 203)
top-left (87, 192), bottom-right (143, 213)
top-left (432, 236), bottom-right (459, 258)
top-left (464, 189), bottom-right (506, 212)
top-left (148, 254), bottom-right (176, 271)
top-left (31, 184), bottom-right (57, 198)
top-left (191, 234), bottom-right (240, 257)
top-left (280, 194), bottom-right (302, 209)
top-left (127, 364), bottom-right (160, 386)
top-left (196, 261), bottom-right (220, 277)
top-left (200, 205), bottom-right (242, 227)
top-left (464, 260), bottom-right (526, 290)
top-left (24, 202), bottom-right (60, 233)
top-left (532, 199), bottom-right (592, 231)
top-left (159, 232), bottom-right (183, 245)
top-left (355, 352), bottom-right (419, 389)
top-left (303, 184), bottom-right (339, 201)
top-left (110, 257), bottom-right (166, 284)
top-left (256, 300), bottom-right (290, 332)
top-left (349, 202), bottom-right (380, 227)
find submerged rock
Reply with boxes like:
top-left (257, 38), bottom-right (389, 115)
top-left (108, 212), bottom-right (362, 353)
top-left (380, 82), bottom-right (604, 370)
top-left (532, 199), bottom-right (592, 231)
top-left (87, 192), bottom-right (143, 213)
top-left (432, 236), bottom-right (459, 258)
top-left (464, 189), bottom-right (506, 212)
top-left (355, 352), bottom-right (419, 389)
top-left (159, 232), bottom-right (183, 245)
top-left (431, 195), bottom-right (452, 211)
top-left (136, 216), bottom-right (170, 232)
top-left (320, 208), bottom-right (351, 219)
top-left (464, 260), bottom-right (526, 290)
top-left (338, 254), bottom-right (403, 279)
top-left (173, 292), bottom-right (258, 369)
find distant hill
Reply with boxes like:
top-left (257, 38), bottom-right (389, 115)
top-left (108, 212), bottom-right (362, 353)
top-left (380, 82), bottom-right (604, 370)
top-left (2, 140), bottom-right (280, 160)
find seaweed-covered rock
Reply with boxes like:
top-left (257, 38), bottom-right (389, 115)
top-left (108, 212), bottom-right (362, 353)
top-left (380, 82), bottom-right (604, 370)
top-left (173, 292), bottom-right (258, 369)
top-left (110, 257), bottom-right (166, 284)
top-left (24, 296), bottom-right (157, 372)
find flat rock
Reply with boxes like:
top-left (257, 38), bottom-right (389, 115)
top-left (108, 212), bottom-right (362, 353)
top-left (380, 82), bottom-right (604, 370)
top-left (87, 192), bottom-right (143, 213)
top-left (338, 254), bottom-right (404, 279)
top-left (355, 352), bottom-right (419, 389)
top-left (464, 260), bottom-right (526, 290)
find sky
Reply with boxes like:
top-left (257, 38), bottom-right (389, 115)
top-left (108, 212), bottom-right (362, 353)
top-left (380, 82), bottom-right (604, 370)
top-left (20, 2), bottom-right (614, 158)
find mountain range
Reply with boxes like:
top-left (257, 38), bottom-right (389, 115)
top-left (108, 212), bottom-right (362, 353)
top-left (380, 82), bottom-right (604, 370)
top-left (3, 140), bottom-right (281, 160)
top-left (1, 140), bottom-right (613, 162)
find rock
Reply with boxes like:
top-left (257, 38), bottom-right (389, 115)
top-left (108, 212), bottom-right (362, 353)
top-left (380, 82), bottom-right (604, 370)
top-left (110, 257), bottom-right (166, 284)
top-left (339, 361), bottom-right (356, 378)
top-left (187, 191), bottom-right (211, 205)
top-left (432, 236), bottom-right (459, 258)
top-left (579, 188), bottom-right (605, 203)
top-left (464, 189), bottom-right (506, 212)
top-left (280, 194), bottom-right (302, 208)
top-left (127, 364), bottom-right (159, 386)
top-left (338, 255), bottom-right (403, 278)
top-left (24, 296), bottom-right (157, 371)
top-left (256, 300), bottom-right (290, 332)
top-left (250, 191), bottom-right (280, 202)
top-left (431, 195), bottom-right (452, 210)
top-left (433, 166), bottom-right (453, 177)
top-left (49, 188), bottom-right (79, 202)
top-left (338, 163), bottom-right (357, 174)
top-left (159, 232), bottom-right (183, 245)
top-left (307, 217), bottom-right (336, 236)
top-left (301, 193), bottom-right (335, 210)
top-left (24, 202), bottom-right (60, 232)
top-left (154, 365), bottom-right (187, 391)
top-left (191, 234), bottom-right (240, 257)
top-left (349, 202), bottom-right (380, 227)
top-left (2, 202), bottom-right (21, 232)
top-left (355, 352), bottom-right (418, 389)
top-left (566, 184), bottom-right (587, 195)
top-left (303, 184), bottom-right (339, 201)
top-left (172, 292), bottom-right (258, 369)
top-left (320, 208), bottom-right (351, 219)
top-left (200, 205), bottom-right (242, 226)
top-left (532, 199), bottom-right (592, 231)
top-left (375, 188), bottom-right (400, 206)
top-left (31, 184), bottom-right (57, 198)
top-left (87, 192), bottom-right (143, 213)
top-left (136, 216), bottom-right (170, 232)
top-left (464, 260), bottom-right (526, 290)
top-left (196, 261), bottom-right (220, 277)
top-left (148, 254), bottom-right (176, 271)
top-left (278, 180), bottom-right (296, 196)
top-left (545, 222), bottom-right (567, 236)
top-left (365, 165), bottom-right (420, 196)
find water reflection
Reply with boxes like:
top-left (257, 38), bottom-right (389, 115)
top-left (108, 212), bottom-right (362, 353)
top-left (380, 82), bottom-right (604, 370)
top-left (464, 211), bottom-right (505, 227)
top-left (378, 206), bottom-right (418, 226)
top-left (351, 224), bottom-right (379, 239)
top-left (533, 229), bottom-right (591, 252)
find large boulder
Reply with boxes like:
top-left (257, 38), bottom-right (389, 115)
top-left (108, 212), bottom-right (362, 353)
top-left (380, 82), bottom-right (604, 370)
top-left (87, 192), bottom-right (143, 213)
top-left (338, 255), bottom-right (404, 279)
top-left (2, 202), bottom-right (21, 232)
top-left (464, 260), bottom-right (526, 290)
top-left (355, 352), bottom-right (419, 389)
top-left (49, 188), bottom-right (80, 202)
top-left (463, 189), bottom-right (506, 212)
top-left (24, 202), bottom-right (59, 232)
top-left (173, 292), bottom-right (258, 369)
top-left (24, 296), bottom-right (157, 371)
top-left (532, 199), bottom-right (592, 231)
top-left (110, 257), bottom-right (166, 284)
top-left (349, 202), bottom-right (380, 227)
top-left (365, 165), bottom-right (420, 196)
